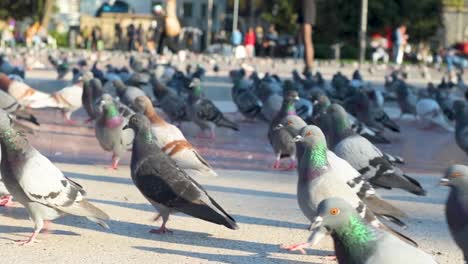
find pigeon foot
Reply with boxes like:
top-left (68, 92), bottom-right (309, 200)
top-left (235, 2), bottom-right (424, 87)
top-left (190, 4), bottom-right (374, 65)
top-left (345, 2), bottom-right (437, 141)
top-left (280, 242), bottom-right (309, 254)
top-left (16, 232), bottom-right (40, 246)
top-left (149, 227), bottom-right (173, 234)
top-left (0, 195), bottom-right (13, 207)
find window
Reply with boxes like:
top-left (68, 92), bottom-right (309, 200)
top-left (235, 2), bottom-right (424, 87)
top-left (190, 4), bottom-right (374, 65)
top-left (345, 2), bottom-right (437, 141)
top-left (201, 3), bottom-right (217, 18)
top-left (183, 2), bottom-right (193, 18)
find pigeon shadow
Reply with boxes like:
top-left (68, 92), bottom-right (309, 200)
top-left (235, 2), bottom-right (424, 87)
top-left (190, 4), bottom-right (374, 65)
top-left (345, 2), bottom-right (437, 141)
top-left (133, 246), bottom-right (324, 264)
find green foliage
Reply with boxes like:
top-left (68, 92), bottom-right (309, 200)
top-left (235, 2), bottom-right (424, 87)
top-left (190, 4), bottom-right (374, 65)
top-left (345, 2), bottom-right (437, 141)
top-left (0, 0), bottom-right (47, 21)
top-left (49, 31), bottom-right (68, 47)
top-left (260, 1), bottom-right (299, 33)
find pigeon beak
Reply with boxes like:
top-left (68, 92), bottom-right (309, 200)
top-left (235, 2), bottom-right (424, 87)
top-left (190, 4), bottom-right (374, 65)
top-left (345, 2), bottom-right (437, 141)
top-left (273, 124), bottom-right (284, 131)
top-left (293, 135), bottom-right (303, 142)
top-left (439, 178), bottom-right (450, 186)
top-left (307, 216), bottom-right (330, 246)
top-left (122, 124), bottom-right (129, 130)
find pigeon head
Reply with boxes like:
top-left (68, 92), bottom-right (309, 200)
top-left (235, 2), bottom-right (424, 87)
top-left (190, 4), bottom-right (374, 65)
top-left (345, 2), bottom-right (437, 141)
top-left (113, 79), bottom-right (127, 95)
top-left (294, 125), bottom-right (326, 145)
top-left (125, 114), bottom-right (151, 133)
top-left (307, 198), bottom-right (374, 247)
top-left (0, 73), bottom-right (11, 91)
top-left (276, 115), bottom-right (306, 136)
top-left (441, 164), bottom-right (468, 190)
top-left (134, 96), bottom-right (152, 114)
top-left (327, 104), bottom-right (352, 132)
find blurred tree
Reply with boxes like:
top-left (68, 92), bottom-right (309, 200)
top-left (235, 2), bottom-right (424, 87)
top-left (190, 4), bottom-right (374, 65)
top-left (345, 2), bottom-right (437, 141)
top-left (260, 0), bottom-right (299, 33)
top-left (0, 0), bottom-right (49, 22)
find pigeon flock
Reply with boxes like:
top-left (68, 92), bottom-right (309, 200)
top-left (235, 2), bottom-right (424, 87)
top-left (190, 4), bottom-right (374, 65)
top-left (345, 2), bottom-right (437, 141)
top-left (0, 49), bottom-right (466, 263)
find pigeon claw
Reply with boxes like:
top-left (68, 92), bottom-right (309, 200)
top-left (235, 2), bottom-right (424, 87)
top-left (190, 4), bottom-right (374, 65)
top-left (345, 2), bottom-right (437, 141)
top-left (0, 195), bottom-right (13, 207)
top-left (15, 233), bottom-right (40, 246)
top-left (287, 161), bottom-right (297, 170)
top-left (272, 161), bottom-right (281, 169)
top-left (280, 242), bottom-right (309, 254)
top-left (149, 227), bottom-right (173, 234)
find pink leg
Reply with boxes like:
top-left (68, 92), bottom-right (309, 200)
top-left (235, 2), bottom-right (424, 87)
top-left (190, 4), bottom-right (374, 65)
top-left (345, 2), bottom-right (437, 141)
top-left (42, 220), bottom-right (52, 234)
top-left (16, 231), bottom-right (40, 246)
top-left (106, 155), bottom-right (119, 170)
top-left (63, 112), bottom-right (77, 125)
top-left (280, 242), bottom-right (310, 254)
top-left (287, 159), bottom-right (297, 170)
top-left (272, 154), bottom-right (281, 169)
top-left (0, 195), bottom-right (13, 207)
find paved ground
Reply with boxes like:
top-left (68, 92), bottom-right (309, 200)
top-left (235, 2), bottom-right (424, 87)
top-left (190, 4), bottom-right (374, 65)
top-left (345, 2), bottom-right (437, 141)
top-left (1, 63), bottom-right (467, 263)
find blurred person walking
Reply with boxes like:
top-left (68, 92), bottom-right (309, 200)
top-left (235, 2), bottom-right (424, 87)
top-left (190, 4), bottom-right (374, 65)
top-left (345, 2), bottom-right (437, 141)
top-left (298, 0), bottom-right (316, 73)
top-left (265, 25), bottom-right (278, 58)
top-left (136, 23), bottom-right (146, 52)
top-left (245, 27), bottom-right (256, 59)
top-left (127, 21), bottom-right (136, 51)
top-left (393, 23), bottom-right (408, 66)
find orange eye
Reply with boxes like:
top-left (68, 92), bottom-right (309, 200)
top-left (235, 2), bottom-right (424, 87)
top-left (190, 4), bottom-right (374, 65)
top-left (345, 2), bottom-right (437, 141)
top-left (287, 120), bottom-right (292, 125)
top-left (330, 208), bottom-right (340, 216)
top-left (306, 131), bottom-right (312, 136)
top-left (452, 172), bottom-right (462, 177)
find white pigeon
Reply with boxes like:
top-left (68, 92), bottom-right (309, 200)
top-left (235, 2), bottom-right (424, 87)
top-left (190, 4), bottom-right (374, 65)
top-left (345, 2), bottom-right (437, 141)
top-left (416, 98), bottom-right (454, 132)
top-left (0, 109), bottom-right (109, 245)
top-left (0, 73), bottom-right (50, 106)
top-left (134, 95), bottom-right (217, 177)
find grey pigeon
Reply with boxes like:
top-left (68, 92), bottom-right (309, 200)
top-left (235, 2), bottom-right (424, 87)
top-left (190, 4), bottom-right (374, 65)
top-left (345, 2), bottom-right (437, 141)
top-left (188, 79), bottom-right (239, 139)
top-left (395, 79), bottom-right (418, 118)
top-left (0, 110), bottom-right (109, 245)
top-left (454, 100), bottom-right (468, 155)
top-left (95, 94), bottom-right (134, 169)
top-left (82, 78), bottom-right (104, 121)
top-left (124, 114), bottom-right (239, 233)
top-left (416, 98), bottom-right (454, 132)
top-left (441, 164), bottom-right (468, 262)
top-left (282, 125), bottom-right (414, 252)
top-left (286, 198), bottom-right (437, 263)
top-left (328, 104), bottom-right (426, 195)
top-left (151, 74), bottom-right (190, 124)
top-left (0, 144), bottom-right (11, 207)
top-left (268, 90), bottom-right (299, 169)
top-left (346, 90), bottom-right (400, 133)
top-left (276, 117), bottom-right (407, 228)
top-left (113, 79), bottom-right (146, 110)
top-left (0, 88), bottom-right (40, 129)
top-left (231, 74), bottom-right (265, 121)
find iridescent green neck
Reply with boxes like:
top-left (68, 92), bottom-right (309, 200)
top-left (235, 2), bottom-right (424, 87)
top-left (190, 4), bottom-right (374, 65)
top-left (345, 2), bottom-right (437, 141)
top-left (336, 216), bottom-right (376, 248)
top-left (193, 85), bottom-right (202, 97)
top-left (336, 114), bottom-right (351, 136)
top-left (105, 104), bottom-right (119, 119)
top-left (0, 129), bottom-right (27, 152)
top-left (308, 142), bottom-right (328, 168)
top-left (142, 128), bottom-right (154, 144)
top-left (286, 101), bottom-right (296, 115)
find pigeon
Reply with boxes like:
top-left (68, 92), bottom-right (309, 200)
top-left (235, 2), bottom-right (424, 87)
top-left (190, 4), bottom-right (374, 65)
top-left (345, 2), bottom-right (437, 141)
top-left (454, 100), bottom-right (468, 155)
top-left (440, 164), bottom-right (468, 262)
top-left (123, 114), bottom-right (238, 233)
top-left (395, 79), bottom-right (418, 118)
top-left (28, 73), bottom-right (93, 124)
top-left (0, 73), bottom-right (50, 106)
top-left (134, 96), bottom-right (217, 177)
top-left (95, 94), bottom-right (134, 169)
top-left (0, 55), bottom-right (24, 78)
top-left (48, 53), bottom-right (69, 80)
top-left (230, 71), bottom-right (265, 121)
top-left (286, 198), bottom-right (437, 264)
top-left (113, 79), bottom-right (146, 110)
top-left (187, 79), bottom-right (239, 139)
top-left (416, 98), bottom-right (454, 132)
top-left (268, 90), bottom-right (299, 169)
top-left (151, 74), bottom-right (190, 124)
top-left (0, 110), bottom-right (109, 245)
top-left (346, 90), bottom-right (400, 133)
top-left (328, 104), bottom-right (426, 195)
top-left (276, 116), bottom-right (407, 227)
top-left (282, 125), bottom-right (414, 252)
top-left (82, 78), bottom-right (104, 122)
top-left (0, 88), bottom-right (40, 127)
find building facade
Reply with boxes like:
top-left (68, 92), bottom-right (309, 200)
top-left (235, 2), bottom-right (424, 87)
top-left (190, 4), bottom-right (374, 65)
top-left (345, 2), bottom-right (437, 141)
top-left (443, 0), bottom-right (468, 44)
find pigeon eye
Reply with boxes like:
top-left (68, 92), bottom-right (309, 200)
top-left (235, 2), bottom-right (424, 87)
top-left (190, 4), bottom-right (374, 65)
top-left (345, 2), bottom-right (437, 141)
top-left (306, 131), bottom-right (312, 136)
top-left (330, 208), bottom-right (340, 216)
top-left (287, 120), bottom-right (292, 125)
top-left (452, 172), bottom-right (462, 177)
